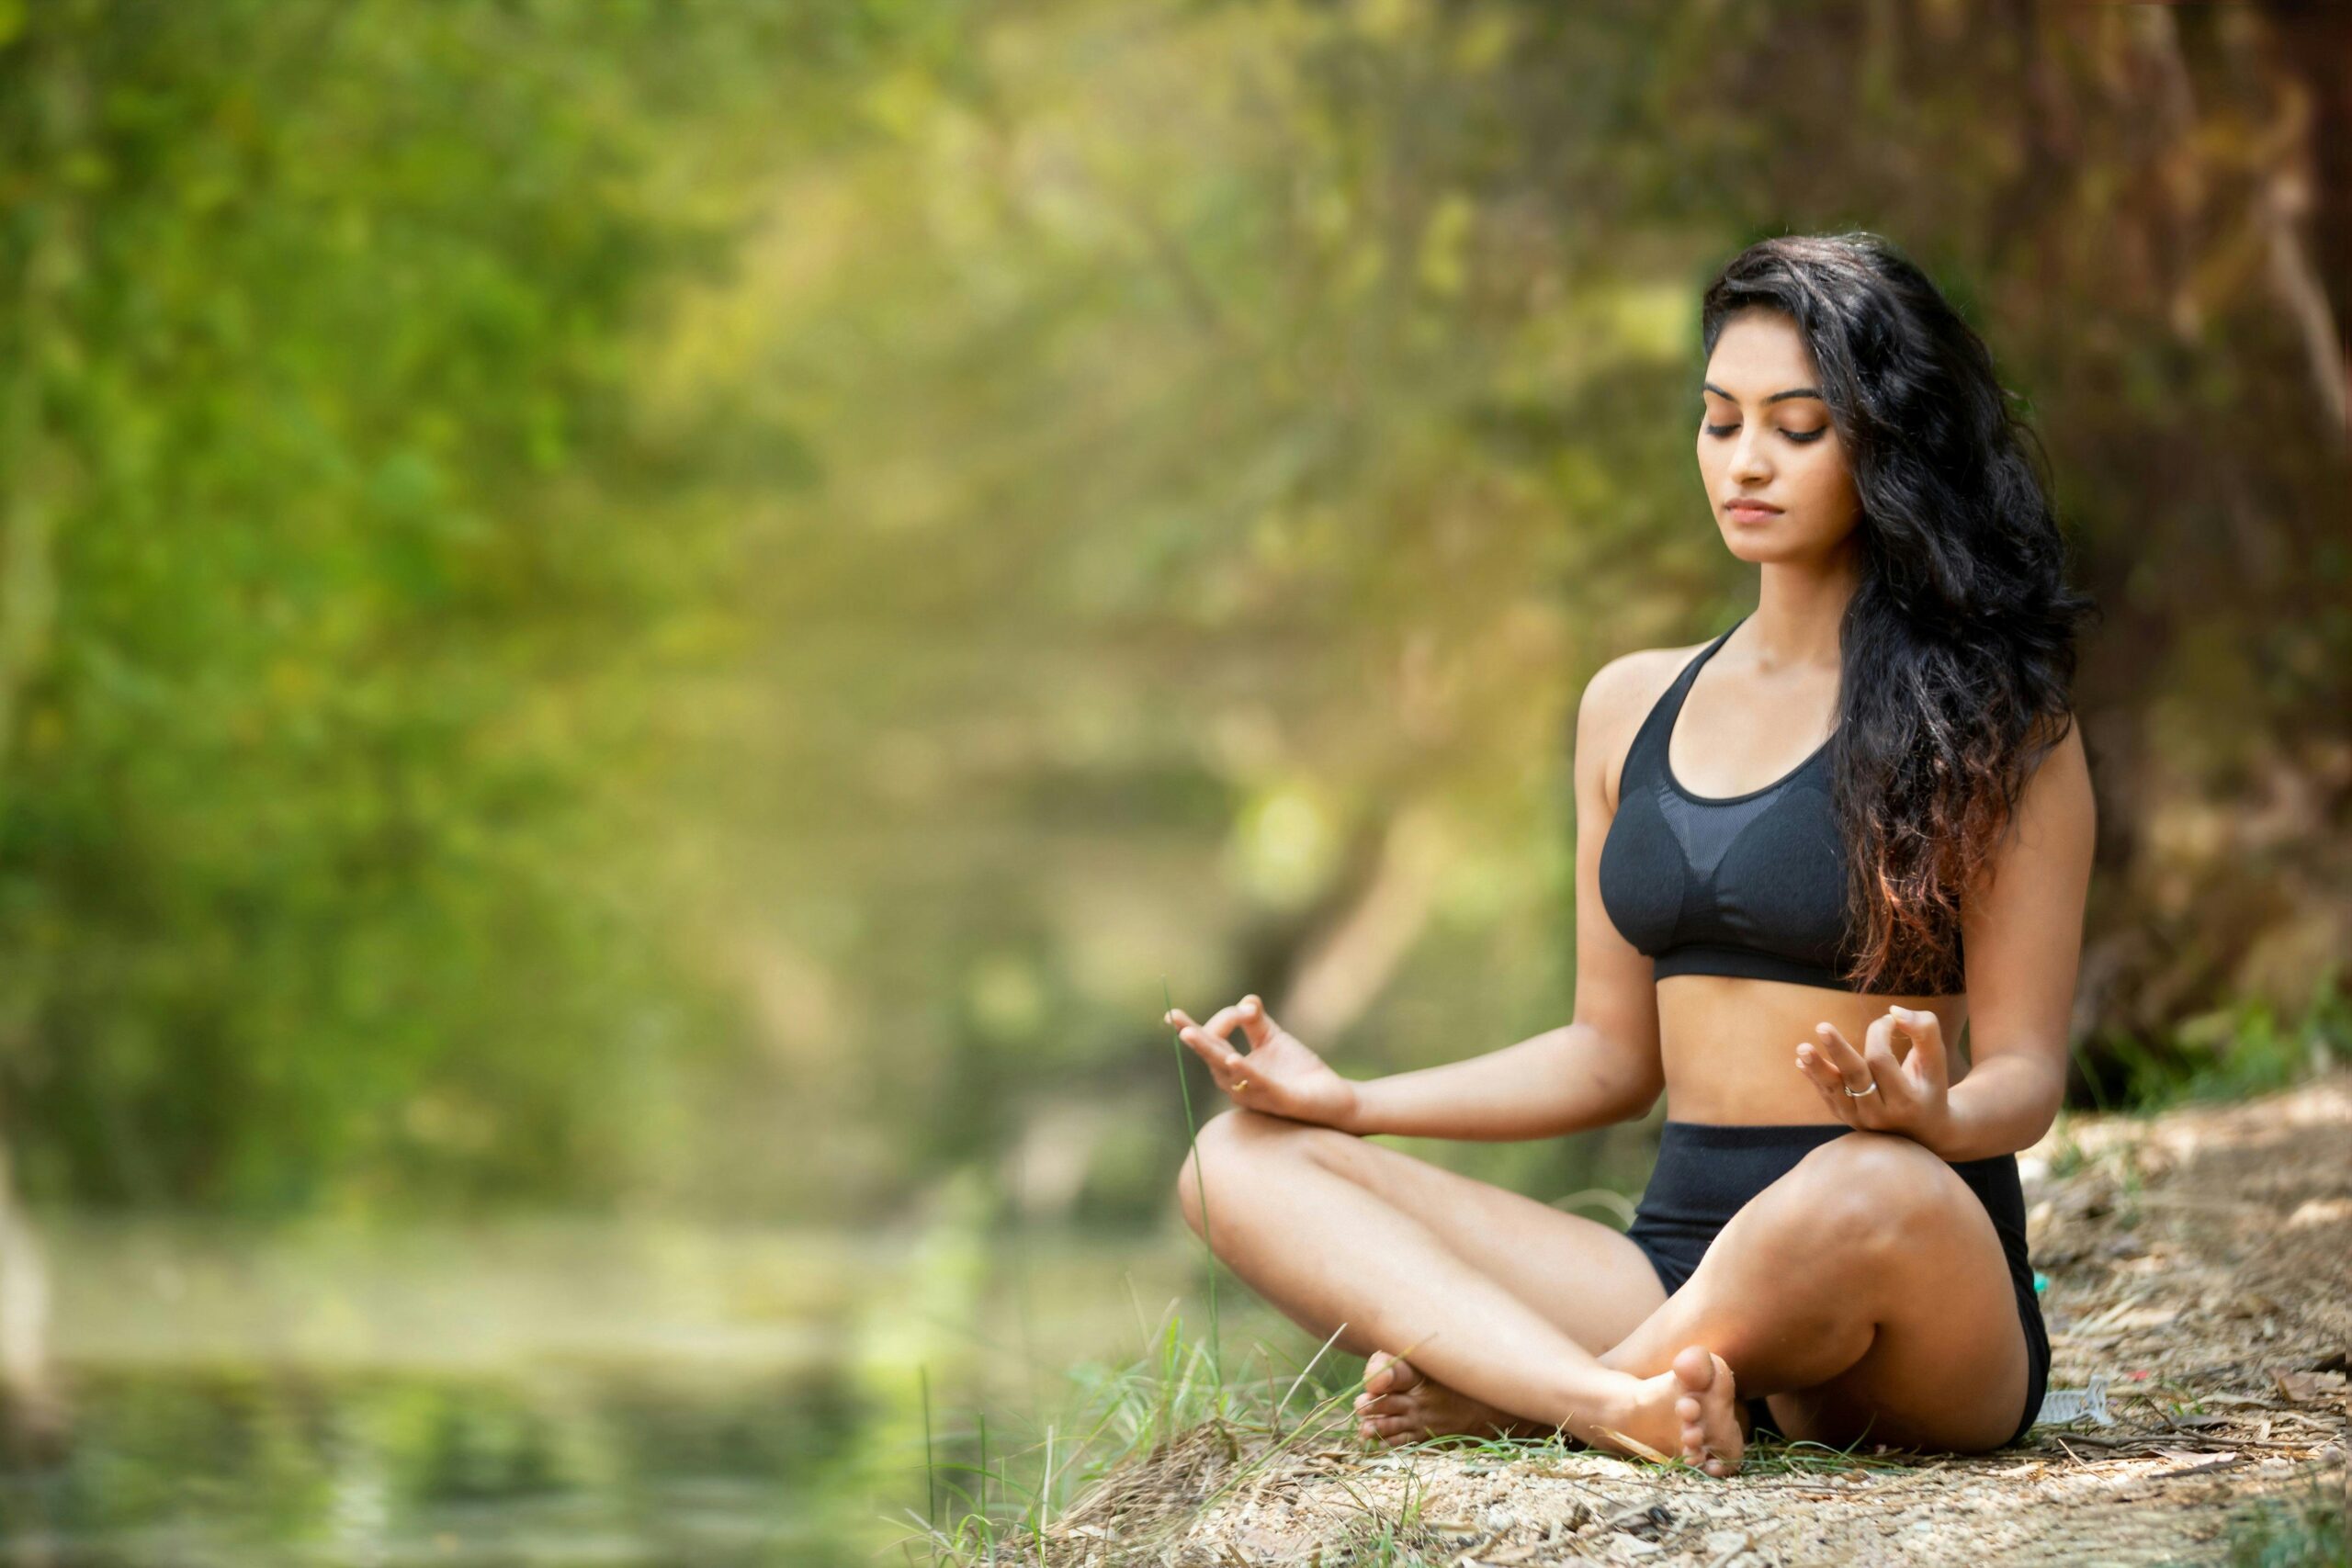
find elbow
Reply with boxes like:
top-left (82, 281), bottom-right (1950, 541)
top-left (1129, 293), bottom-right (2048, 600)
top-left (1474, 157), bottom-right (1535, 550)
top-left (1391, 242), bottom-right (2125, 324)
top-left (1599, 1045), bottom-right (1666, 1126)
top-left (2030, 1059), bottom-right (2069, 1144)
top-left (1613, 1079), bottom-right (1663, 1125)
top-left (1588, 1067), bottom-right (1662, 1131)
top-left (2006, 1051), bottom-right (2069, 1149)
top-left (1553, 1021), bottom-right (1664, 1134)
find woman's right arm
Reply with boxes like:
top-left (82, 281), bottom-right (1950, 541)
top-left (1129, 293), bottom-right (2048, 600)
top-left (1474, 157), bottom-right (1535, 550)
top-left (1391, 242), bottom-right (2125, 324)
top-left (1342, 1021), bottom-right (1658, 1140)
top-left (1342, 653), bottom-right (1667, 1141)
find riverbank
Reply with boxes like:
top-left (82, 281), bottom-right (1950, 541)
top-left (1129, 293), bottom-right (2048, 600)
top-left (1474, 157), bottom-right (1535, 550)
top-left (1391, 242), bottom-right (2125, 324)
top-left (1010, 1073), bottom-right (2352, 1566)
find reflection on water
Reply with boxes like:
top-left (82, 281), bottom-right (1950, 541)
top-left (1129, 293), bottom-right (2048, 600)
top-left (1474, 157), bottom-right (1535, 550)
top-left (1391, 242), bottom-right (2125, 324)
top-left (0, 1210), bottom-right (1304, 1566)
top-left (0, 1131), bottom-right (1658, 1565)
top-left (2, 1362), bottom-right (856, 1565)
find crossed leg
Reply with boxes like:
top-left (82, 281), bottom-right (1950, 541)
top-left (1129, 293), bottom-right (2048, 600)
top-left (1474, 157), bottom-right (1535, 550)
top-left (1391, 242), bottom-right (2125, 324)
top-left (1174, 1110), bottom-right (2032, 1470)
top-left (1175, 1108), bottom-right (1741, 1472)
top-left (1596, 1129), bottom-right (2031, 1452)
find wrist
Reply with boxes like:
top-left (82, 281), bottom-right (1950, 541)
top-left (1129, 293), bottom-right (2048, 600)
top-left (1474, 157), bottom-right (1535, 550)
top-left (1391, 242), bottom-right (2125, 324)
top-left (1336, 1077), bottom-right (1380, 1137)
top-left (1911, 1096), bottom-right (1962, 1158)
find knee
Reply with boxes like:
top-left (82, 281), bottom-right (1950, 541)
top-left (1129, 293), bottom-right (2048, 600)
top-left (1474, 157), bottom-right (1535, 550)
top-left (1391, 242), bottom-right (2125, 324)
top-left (1173, 1110), bottom-right (1257, 1235)
top-left (1171, 1109), bottom-right (1328, 1236)
top-left (1781, 1133), bottom-right (1963, 1255)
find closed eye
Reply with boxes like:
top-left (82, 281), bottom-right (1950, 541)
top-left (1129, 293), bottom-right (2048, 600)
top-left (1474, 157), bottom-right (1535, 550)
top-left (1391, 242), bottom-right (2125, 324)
top-left (1704, 423), bottom-right (1826, 444)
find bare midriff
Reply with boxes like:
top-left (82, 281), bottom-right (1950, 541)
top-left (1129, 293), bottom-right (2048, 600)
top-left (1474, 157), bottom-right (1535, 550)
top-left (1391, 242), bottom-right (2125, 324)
top-left (1657, 973), bottom-right (1971, 1125)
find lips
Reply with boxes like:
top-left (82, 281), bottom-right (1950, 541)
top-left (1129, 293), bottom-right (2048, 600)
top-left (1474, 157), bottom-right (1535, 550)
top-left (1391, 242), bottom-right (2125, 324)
top-left (1724, 499), bottom-right (1782, 514)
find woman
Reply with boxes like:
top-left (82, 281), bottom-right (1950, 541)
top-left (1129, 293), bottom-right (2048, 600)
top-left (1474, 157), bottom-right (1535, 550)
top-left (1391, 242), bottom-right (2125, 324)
top-left (1164, 233), bottom-right (2098, 1478)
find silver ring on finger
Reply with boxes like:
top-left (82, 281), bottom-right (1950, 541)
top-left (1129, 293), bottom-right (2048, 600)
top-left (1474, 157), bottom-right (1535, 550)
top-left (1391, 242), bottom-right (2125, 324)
top-left (1845, 1080), bottom-right (1880, 1098)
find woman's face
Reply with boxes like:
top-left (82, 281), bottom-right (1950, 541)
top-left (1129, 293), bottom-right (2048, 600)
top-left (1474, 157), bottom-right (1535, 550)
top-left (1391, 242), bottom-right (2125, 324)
top-left (1696, 308), bottom-right (1862, 561)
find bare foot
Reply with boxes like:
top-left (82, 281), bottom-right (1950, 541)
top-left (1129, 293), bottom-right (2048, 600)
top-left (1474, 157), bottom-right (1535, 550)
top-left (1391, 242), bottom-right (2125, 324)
top-left (1352, 1349), bottom-right (1557, 1447)
top-left (1605, 1345), bottom-right (1745, 1477)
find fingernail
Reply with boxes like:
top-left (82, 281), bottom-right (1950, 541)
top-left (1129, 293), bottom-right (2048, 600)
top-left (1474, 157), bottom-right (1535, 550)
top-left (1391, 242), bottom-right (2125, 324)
top-left (1816, 1023), bottom-right (1833, 1035)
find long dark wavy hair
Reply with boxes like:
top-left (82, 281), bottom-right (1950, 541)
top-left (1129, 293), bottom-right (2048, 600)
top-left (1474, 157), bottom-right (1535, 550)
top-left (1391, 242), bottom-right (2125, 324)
top-left (1700, 233), bottom-right (2099, 996)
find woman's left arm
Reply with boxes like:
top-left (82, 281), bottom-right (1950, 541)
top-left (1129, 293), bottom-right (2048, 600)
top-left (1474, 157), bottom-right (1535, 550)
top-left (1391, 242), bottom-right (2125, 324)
top-left (1796, 719), bottom-right (2098, 1160)
top-left (1928, 718), bottom-right (2098, 1161)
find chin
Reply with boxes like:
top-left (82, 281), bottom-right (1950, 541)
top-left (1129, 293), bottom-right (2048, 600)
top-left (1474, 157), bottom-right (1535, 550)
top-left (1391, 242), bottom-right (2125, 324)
top-left (1724, 521), bottom-right (1840, 563)
top-left (1722, 529), bottom-right (1797, 563)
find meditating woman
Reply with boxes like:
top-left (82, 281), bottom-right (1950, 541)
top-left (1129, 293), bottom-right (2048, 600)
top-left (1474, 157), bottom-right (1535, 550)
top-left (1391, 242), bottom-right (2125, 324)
top-left (1164, 232), bottom-right (2099, 1478)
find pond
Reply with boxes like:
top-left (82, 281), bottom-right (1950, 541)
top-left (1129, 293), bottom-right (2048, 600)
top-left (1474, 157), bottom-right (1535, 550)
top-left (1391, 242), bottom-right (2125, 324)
top-left (0, 1210), bottom-right (1316, 1566)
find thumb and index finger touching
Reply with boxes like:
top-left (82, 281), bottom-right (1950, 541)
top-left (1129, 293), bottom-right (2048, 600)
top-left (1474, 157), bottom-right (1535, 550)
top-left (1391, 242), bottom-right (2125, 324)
top-left (1889, 1005), bottom-right (1951, 1093)
top-left (1165, 995), bottom-right (1274, 1074)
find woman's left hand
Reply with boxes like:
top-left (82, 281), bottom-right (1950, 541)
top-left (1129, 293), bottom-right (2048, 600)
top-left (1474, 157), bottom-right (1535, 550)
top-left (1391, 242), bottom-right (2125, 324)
top-left (1795, 1006), bottom-right (1952, 1148)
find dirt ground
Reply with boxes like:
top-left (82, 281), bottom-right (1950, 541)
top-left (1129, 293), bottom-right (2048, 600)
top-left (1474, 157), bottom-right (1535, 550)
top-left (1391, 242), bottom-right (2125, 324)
top-left (1029, 1073), bottom-right (2352, 1566)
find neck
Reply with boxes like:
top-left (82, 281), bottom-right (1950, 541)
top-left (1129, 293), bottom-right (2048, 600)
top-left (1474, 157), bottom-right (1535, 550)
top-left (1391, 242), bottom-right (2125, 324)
top-left (1749, 545), bottom-right (1860, 672)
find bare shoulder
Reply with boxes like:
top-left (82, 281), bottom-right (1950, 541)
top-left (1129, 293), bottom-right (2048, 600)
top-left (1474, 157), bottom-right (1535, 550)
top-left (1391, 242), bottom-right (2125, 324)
top-left (1996, 711), bottom-right (2097, 856)
top-left (1577, 638), bottom-right (1712, 812)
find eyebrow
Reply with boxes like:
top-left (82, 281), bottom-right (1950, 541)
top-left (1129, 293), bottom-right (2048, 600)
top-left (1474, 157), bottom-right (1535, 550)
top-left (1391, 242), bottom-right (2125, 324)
top-left (1702, 381), bottom-right (1823, 404)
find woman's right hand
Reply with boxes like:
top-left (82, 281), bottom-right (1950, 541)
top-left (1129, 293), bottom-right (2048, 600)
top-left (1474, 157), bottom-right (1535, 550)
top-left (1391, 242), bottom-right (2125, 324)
top-left (1165, 995), bottom-right (1363, 1133)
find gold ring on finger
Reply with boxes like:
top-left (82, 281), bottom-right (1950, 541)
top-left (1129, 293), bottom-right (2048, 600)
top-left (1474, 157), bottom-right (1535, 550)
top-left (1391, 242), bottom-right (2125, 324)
top-left (1233, 1078), bottom-right (1250, 1092)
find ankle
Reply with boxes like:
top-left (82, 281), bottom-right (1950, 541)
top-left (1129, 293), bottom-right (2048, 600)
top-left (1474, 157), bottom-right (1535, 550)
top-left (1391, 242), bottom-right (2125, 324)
top-left (1536, 1365), bottom-right (1645, 1442)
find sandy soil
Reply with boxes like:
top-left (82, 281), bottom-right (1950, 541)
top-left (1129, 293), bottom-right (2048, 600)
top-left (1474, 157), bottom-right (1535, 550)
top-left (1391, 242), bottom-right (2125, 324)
top-left (1024, 1073), bottom-right (2352, 1565)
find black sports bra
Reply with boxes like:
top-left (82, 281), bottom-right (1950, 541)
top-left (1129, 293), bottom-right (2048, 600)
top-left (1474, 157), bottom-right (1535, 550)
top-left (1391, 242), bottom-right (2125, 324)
top-left (1596, 614), bottom-right (1964, 994)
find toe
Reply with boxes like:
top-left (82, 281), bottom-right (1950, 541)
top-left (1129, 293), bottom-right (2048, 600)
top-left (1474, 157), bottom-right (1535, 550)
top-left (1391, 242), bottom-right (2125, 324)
top-left (1363, 1350), bottom-right (1425, 1398)
top-left (1658, 1347), bottom-right (1744, 1477)
top-left (1670, 1344), bottom-right (1715, 1393)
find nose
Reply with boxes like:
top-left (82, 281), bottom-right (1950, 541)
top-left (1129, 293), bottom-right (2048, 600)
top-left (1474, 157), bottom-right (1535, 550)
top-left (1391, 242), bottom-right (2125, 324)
top-left (1729, 428), bottom-right (1773, 481)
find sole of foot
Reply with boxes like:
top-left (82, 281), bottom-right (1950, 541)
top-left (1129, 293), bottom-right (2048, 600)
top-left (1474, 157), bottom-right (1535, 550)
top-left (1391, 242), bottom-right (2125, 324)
top-left (1645, 1344), bottom-right (1742, 1477)
top-left (1352, 1349), bottom-right (1551, 1447)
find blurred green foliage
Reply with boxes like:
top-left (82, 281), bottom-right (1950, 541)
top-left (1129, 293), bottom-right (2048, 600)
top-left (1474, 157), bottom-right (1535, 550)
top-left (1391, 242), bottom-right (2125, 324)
top-left (0, 0), bottom-right (922, 1213)
top-left (0, 0), bottom-right (2344, 1227)
top-left (2081, 962), bottom-right (2352, 1114)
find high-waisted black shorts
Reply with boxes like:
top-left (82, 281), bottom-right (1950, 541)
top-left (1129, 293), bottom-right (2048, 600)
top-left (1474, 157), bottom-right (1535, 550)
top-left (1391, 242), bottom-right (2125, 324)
top-left (1623, 1121), bottom-right (2050, 1450)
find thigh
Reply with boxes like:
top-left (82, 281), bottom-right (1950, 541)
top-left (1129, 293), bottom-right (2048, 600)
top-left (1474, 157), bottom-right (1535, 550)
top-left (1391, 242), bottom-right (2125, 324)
top-left (1199, 1110), bottom-right (1668, 1354)
top-left (1738, 1135), bottom-right (2030, 1451)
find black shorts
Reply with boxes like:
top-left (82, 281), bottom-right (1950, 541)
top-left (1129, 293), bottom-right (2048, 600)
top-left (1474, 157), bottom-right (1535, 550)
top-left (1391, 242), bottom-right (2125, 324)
top-left (1623, 1120), bottom-right (2050, 1450)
